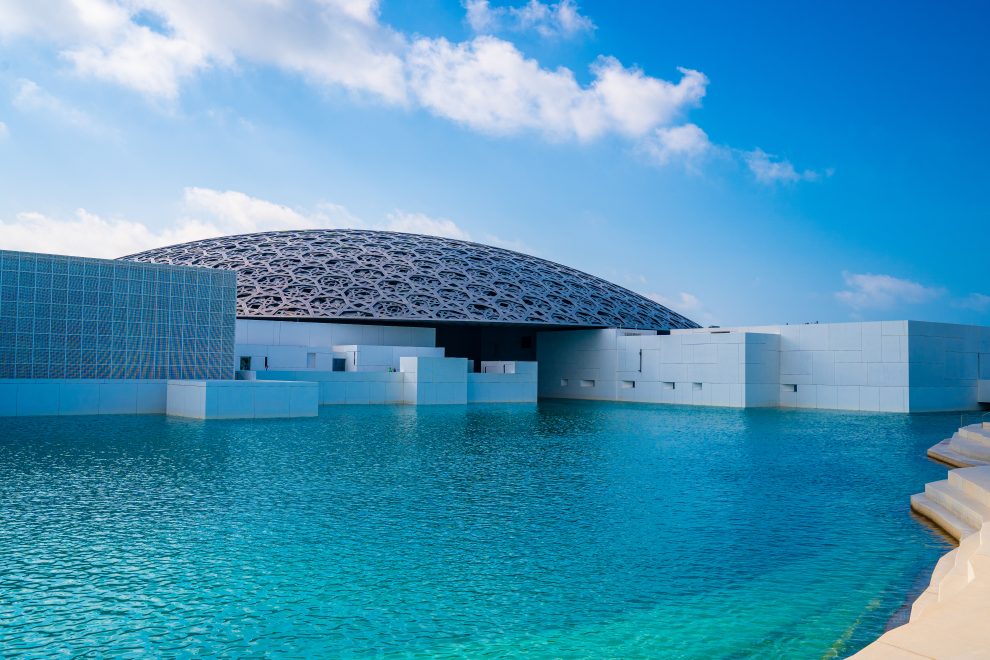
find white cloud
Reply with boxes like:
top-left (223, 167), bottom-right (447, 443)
top-left (744, 148), bottom-right (822, 185)
top-left (956, 293), bottom-right (990, 313)
top-left (1, 0), bottom-right (407, 104)
top-left (0, 187), bottom-right (491, 258)
top-left (0, 209), bottom-right (211, 259)
top-left (0, 1), bottom-right (704, 144)
top-left (12, 79), bottom-right (110, 135)
top-left (645, 291), bottom-right (716, 325)
top-left (642, 123), bottom-right (713, 168)
top-left (407, 37), bottom-right (706, 140)
top-left (383, 210), bottom-right (471, 240)
top-left (182, 187), bottom-right (333, 233)
top-left (481, 233), bottom-right (533, 254)
top-left (0, 121), bottom-right (8, 139)
top-left (66, 23), bottom-right (208, 100)
top-left (835, 272), bottom-right (944, 310)
top-left (0, 1), bottom-right (822, 180)
top-left (465, 0), bottom-right (594, 38)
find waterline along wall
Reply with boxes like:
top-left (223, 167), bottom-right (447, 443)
top-left (1, 242), bottom-right (989, 416)
top-left (537, 321), bottom-right (990, 412)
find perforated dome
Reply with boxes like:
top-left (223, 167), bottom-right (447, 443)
top-left (121, 230), bottom-right (699, 329)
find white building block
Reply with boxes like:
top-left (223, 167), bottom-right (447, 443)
top-left (166, 380), bottom-right (318, 419)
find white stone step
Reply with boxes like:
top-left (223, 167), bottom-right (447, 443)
top-left (911, 492), bottom-right (977, 541)
top-left (945, 431), bottom-right (990, 462)
top-left (959, 423), bottom-right (990, 444)
top-left (924, 480), bottom-right (990, 531)
top-left (948, 466), bottom-right (990, 509)
top-left (928, 438), bottom-right (984, 468)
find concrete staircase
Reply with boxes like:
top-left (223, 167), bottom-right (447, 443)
top-left (911, 466), bottom-right (990, 540)
top-left (927, 422), bottom-right (990, 468)
top-left (854, 458), bottom-right (990, 656)
top-left (908, 466), bottom-right (990, 619)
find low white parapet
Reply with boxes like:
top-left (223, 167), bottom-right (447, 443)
top-left (333, 344), bottom-right (444, 372)
top-left (166, 379), bottom-right (318, 419)
top-left (0, 378), bottom-right (168, 417)
top-left (468, 362), bottom-right (537, 403)
top-left (258, 370), bottom-right (405, 404)
top-left (399, 356), bottom-right (468, 405)
top-left (259, 359), bottom-right (537, 405)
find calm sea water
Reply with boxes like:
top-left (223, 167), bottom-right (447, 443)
top-left (0, 401), bottom-right (956, 658)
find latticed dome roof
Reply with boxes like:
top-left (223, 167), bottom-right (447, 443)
top-left (121, 230), bottom-right (699, 329)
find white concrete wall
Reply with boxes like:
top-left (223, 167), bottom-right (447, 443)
top-left (236, 345), bottom-right (338, 371)
top-left (467, 362), bottom-right (537, 402)
top-left (908, 321), bottom-right (990, 412)
top-left (260, 360), bottom-right (537, 405)
top-left (675, 321), bottom-right (913, 412)
top-left (0, 379), bottom-right (167, 416)
top-left (235, 320), bottom-right (437, 373)
top-left (399, 356), bottom-right (468, 405)
top-left (537, 329), bottom-right (779, 407)
top-left (258, 370), bottom-right (406, 405)
top-left (537, 321), bottom-right (990, 412)
top-left (166, 380), bottom-right (318, 419)
top-left (236, 319), bottom-right (435, 349)
top-left (537, 328), bottom-right (622, 401)
top-left (332, 344), bottom-right (444, 372)
top-left (980, 381), bottom-right (990, 404)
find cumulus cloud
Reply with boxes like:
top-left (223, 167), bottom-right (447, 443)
top-left (0, 188), bottom-right (492, 258)
top-left (464, 0), bottom-right (594, 38)
top-left (66, 23), bottom-right (207, 100)
top-left (0, 1), bottom-right (408, 103)
top-left (12, 79), bottom-right (110, 135)
top-left (835, 272), bottom-right (944, 310)
top-left (956, 292), bottom-right (990, 313)
top-left (744, 148), bottom-right (823, 185)
top-left (0, 209), bottom-right (212, 259)
top-left (182, 187), bottom-right (334, 234)
top-left (407, 39), bottom-right (706, 140)
top-left (645, 291), bottom-right (716, 325)
top-left (0, 0), bottom-right (702, 143)
top-left (0, 1), bottom-right (821, 179)
top-left (641, 123), bottom-right (713, 168)
top-left (383, 211), bottom-right (471, 240)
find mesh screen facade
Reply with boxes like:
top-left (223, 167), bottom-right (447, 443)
top-left (0, 250), bottom-right (236, 380)
top-left (123, 230), bottom-right (700, 330)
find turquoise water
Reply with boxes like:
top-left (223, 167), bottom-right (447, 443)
top-left (0, 402), bottom-right (955, 658)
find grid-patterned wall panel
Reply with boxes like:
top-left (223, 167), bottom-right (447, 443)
top-left (122, 230), bottom-right (700, 330)
top-left (0, 250), bottom-right (236, 380)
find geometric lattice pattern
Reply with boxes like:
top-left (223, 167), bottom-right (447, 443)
top-left (122, 230), bottom-right (699, 330)
top-left (0, 250), bottom-right (236, 380)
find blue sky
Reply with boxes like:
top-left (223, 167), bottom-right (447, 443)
top-left (0, 0), bottom-right (987, 326)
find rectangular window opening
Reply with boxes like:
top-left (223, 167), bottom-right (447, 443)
top-left (560, 378), bottom-right (569, 387)
top-left (663, 381), bottom-right (676, 390)
top-left (783, 384), bottom-right (798, 393)
top-left (621, 380), bottom-right (635, 389)
top-left (692, 382), bottom-right (703, 391)
top-left (580, 379), bottom-right (595, 388)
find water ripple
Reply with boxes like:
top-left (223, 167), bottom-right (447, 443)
top-left (0, 402), bottom-right (955, 658)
